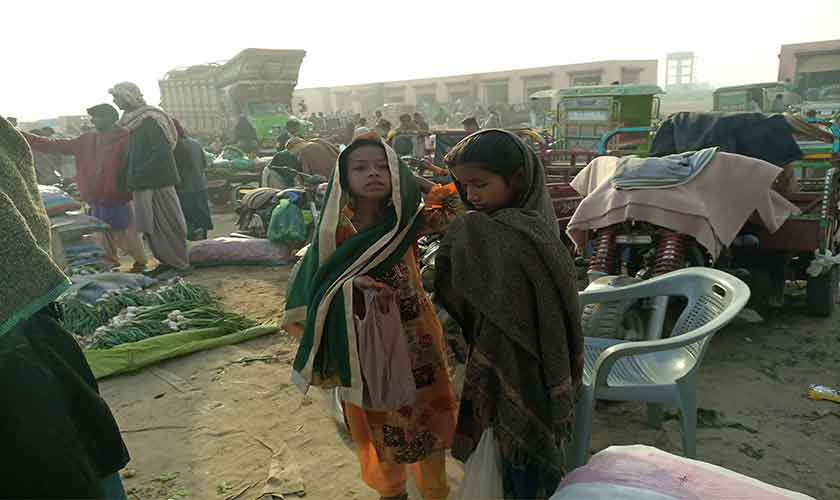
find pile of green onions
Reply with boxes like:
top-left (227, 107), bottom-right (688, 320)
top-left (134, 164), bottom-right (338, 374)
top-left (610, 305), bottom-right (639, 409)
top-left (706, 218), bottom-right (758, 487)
top-left (60, 279), bottom-right (255, 350)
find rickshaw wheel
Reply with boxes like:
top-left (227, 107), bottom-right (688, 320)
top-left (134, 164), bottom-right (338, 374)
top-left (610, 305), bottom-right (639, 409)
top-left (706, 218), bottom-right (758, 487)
top-left (806, 264), bottom-right (839, 317)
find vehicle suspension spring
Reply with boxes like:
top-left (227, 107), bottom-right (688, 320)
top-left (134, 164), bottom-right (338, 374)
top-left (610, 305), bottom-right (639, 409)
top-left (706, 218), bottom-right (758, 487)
top-left (589, 228), bottom-right (617, 276)
top-left (653, 231), bottom-right (687, 276)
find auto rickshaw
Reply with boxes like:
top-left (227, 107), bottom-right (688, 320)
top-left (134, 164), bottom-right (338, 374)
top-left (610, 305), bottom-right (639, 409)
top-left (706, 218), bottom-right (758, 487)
top-left (532, 84), bottom-right (664, 154)
top-left (712, 82), bottom-right (786, 112)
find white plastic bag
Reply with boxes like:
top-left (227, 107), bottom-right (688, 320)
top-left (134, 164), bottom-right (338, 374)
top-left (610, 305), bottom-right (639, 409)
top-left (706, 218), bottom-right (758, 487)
top-left (459, 428), bottom-right (505, 500)
top-left (354, 287), bottom-right (416, 411)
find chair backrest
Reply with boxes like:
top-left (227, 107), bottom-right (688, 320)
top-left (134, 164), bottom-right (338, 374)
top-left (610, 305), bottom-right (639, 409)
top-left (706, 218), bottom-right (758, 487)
top-left (580, 268), bottom-right (750, 386)
top-left (669, 271), bottom-right (745, 367)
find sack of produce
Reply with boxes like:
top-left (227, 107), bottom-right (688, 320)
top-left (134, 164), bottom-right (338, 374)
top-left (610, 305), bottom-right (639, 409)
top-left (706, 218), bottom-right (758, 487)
top-left (39, 184), bottom-right (82, 216)
top-left (267, 199), bottom-right (307, 243)
top-left (188, 237), bottom-right (290, 267)
top-left (551, 445), bottom-right (816, 500)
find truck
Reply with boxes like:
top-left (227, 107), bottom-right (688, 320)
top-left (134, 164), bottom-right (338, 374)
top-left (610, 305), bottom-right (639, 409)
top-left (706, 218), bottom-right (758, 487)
top-left (159, 48), bottom-right (307, 146)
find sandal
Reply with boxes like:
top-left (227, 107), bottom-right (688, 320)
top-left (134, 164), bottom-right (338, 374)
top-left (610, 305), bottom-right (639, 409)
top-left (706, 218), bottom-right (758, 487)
top-left (129, 263), bottom-right (147, 274)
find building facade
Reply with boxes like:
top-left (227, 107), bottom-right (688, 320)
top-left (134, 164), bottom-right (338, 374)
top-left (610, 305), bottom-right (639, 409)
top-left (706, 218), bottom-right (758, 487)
top-left (293, 59), bottom-right (658, 116)
top-left (779, 40), bottom-right (840, 82)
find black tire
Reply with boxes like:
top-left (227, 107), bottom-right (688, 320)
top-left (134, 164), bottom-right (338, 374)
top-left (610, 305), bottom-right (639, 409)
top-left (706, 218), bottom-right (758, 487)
top-left (806, 264), bottom-right (839, 317)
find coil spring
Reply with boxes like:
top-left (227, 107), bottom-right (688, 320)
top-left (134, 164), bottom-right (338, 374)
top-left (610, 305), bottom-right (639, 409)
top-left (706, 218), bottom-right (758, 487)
top-left (654, 231), bottom-right (686, 276)
top-left (588, 228), bottom-right (617, 275)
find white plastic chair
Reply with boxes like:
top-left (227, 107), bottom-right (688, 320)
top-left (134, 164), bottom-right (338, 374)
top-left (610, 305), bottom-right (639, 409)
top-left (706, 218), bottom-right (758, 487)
top-left (569, 268), bottom-right (750, 469)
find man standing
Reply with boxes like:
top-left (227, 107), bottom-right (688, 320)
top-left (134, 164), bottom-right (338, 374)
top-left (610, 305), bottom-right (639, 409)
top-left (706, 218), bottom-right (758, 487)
top-left (276, 118), bottom-right (302, 152)
top-left (109, 82), bottom-right (189, 275)
top-left (234, 114), bottom-right (259, 154)
top-left (386, 113), bottom-right (418, 144)
top-left (172, 119), bottom-right (213, 241)
top-left (413, 112), bottom-right (430, 132)
top-left (375, 118), bottom-right (392, 139)
top-left (462, 116), bottom-right (480, 134)
top-left (771, 94), bottom-right (786, 113)
top-left (23, 104), bottom-right (148, 272)
top-left (483, 108), bottom-right (503, 129)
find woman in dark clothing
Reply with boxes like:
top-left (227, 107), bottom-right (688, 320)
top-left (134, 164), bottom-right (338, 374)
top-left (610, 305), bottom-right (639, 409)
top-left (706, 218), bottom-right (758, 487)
top-left (0, 116), bottom-right (130, 499)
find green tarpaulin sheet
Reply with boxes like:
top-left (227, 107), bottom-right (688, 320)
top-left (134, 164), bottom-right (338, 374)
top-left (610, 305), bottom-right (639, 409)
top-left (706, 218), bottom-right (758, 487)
top-left (85, 324), bottom-right (279, 380)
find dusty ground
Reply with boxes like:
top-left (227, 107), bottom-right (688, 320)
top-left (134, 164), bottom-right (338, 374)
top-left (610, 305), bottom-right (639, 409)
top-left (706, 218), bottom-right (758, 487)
top-left (102, 211), bottom-right (840, 500)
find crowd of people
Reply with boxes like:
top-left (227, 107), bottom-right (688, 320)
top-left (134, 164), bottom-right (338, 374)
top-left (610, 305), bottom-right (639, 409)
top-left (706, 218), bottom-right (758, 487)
top-left (295, 99), bottom-right (534, 144)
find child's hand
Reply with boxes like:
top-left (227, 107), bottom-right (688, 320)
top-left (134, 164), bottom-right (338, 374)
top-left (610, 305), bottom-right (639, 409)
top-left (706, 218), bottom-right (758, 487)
top-left (354, 275), bottom-right (386, 291)
top-left (354, 276), bottom-right (396, 311)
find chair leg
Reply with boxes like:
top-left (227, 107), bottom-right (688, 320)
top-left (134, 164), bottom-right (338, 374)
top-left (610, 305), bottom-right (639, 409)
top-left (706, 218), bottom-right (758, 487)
top-left (647, 403), bottom-right (664, 429)
top-left (571, 388), bottom-right (595, 469)
top-left (676, 383), bottom-right (698, 458)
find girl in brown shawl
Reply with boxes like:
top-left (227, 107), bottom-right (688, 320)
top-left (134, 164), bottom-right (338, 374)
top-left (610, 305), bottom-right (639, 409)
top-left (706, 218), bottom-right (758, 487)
top-left (435, 129), bottom-right (584, 499)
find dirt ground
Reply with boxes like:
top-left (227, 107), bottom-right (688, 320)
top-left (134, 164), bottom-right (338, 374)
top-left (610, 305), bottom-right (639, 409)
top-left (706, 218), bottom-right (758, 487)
top-left (103, 211), bottom-right (840, 500)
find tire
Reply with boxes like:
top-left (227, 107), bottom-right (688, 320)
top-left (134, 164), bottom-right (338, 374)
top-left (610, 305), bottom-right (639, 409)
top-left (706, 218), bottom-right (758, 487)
top-left (806, 264), bottom-right (839, 317)
top-left (581, 302), bottom-right (646, 341)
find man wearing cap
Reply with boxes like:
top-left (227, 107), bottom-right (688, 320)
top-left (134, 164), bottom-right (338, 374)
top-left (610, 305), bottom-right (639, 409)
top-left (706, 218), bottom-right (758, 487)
top-left (386, 113), bottom-right (418, 144)
top-left (275, 118), bottom-right (302, 155)
top-left (109, 81), bottom-right (189, 275)
top-left (462, 116), bottom-right (480, 134)
top-left (23, 104), bottom-right (149, 273)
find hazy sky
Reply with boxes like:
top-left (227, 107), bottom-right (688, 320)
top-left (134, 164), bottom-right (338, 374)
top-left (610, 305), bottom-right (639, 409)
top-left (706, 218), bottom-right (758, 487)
top-left (4, 0), bottom-right (839, 121)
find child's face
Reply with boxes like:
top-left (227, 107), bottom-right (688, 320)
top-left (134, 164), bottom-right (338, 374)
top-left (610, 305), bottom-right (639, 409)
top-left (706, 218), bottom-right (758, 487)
top-left (450, 162), bottom-right (518, 212)
top-left (346, 145), bottom-right (392, 201)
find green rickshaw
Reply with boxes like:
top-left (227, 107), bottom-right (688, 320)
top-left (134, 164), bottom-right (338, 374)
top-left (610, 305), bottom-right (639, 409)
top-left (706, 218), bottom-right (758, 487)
top-left (532, 84), bottom-right (664, 154)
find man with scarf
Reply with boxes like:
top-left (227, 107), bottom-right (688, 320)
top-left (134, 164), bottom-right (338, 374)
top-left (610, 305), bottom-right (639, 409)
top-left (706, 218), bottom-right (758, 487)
top-left (0, 115), bottom-right (130, 498)
top-left (109, 81), bottom-right (190, 274)
top-left (23, 103), bottom-right (149, 272)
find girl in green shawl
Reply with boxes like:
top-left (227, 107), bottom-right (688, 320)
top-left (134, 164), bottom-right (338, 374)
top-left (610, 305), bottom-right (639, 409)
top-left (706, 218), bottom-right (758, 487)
top-left (282, 132), bottom-right (459, 500)
top-left (436, 129), bottom-right (584, 499)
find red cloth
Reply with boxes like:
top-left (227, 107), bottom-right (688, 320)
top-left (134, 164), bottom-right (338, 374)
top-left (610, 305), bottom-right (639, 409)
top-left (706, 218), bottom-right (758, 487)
top-left (23, 128), bottom-right (131, 206)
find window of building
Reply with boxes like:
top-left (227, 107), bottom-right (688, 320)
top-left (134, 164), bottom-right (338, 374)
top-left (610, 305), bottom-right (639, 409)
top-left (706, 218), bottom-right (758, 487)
top-left (384, 86), bottom-right (406, 105)
top-left (483, 81), bottom-right (508, 106)
top-left (570, 71), bottom-right (602, 87)
top-left (621, 68), bottom-right (642, 85)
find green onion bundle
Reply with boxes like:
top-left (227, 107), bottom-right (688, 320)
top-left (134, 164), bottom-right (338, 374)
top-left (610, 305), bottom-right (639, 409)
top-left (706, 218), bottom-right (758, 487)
top-left (60, 279), bottom-right (255, 349)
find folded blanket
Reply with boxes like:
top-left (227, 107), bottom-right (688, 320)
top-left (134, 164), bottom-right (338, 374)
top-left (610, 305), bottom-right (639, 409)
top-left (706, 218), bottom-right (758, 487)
top-left (612, 147), bottom-right (718, 190)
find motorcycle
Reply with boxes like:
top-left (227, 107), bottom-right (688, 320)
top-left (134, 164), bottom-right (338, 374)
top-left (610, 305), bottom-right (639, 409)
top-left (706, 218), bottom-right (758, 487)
top-left (234, 165), bottom-right (327, 241)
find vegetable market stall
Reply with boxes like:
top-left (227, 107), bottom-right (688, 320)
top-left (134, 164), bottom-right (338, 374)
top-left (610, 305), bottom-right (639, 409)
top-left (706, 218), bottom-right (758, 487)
top-left (59, 278), bottom-right (279, 379)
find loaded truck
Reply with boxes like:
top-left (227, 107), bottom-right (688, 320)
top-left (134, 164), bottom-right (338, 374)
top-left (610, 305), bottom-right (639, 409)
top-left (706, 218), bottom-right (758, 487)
top-left (159, 48), bottom-right (307, 147)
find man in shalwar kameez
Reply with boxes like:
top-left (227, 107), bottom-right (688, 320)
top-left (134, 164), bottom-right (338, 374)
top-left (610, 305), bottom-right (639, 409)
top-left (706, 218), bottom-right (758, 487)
top-left (109, 82), bottom-right (190, 274)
